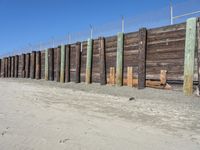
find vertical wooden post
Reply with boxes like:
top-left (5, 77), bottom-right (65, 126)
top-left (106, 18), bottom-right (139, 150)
top-left (138, 28), bottom-right (147, 89)
top-left (2, 58), bottom-right (5, 77)
top-left (5, 57), bottom-right (8, 77)
top-left (10, 57), bottom-right (13, 78)
top-left (36, 51), bottom-right (41, 80)
top-left (183, 18), bottom-right (197, 96)
top-left (160, 70), bottom-right (167, 85)
top-left (30, 51), bottom-right (36, 79)
top-left (8, 57), bottom-right (11, 77)
top-left (99, 37), bottom-right (106, 85)
top-left (109, 67), bottom-right (115, 85)
top-left (45, 49), bottom-right (48, 80)
top-left (60, 45), bottom-right (66, 83)
top-left (21, 54), bottom-right (26, 78)
top-left (48, 48), bottom-right (54, 81)
top-left (75, 42), bottom-right (81, 83)
top-left (25, 53), bottom-right (30, 78)
top-left (12, 56), bottom-right (15, 78)
top-left (0, 59), bottom-right (1, 77)
top-left (86, 39), bottom-right (93, 84)
top-left (15, 55), bottom-right (18, 78)
top-left (65, 45), bottom-right (70, 82)
top-left (127, 67), bottom-right (133, 87)
top-left (116, 32), bottom-right (124, 86)
top-left (56, 47), bottom-right (61, 82)
top-left (197, 20), bottom-right (200, 95)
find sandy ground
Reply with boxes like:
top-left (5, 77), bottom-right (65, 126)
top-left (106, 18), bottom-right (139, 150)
top-left (0, 78), bottom-right (200, 150)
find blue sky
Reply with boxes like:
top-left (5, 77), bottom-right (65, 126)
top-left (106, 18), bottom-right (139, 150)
top-left (0, 0), bottom-right (198, 56)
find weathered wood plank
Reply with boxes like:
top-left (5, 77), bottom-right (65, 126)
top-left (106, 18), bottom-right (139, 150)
top-left (75, 42), bottom-right (81, 83)
top-left (127, 67), bottom-right (133, 87)
top-left (197, 20), bottom-right (200, 95)
top-left (99, 37), bottom-right (106, 85)
top-left (36, 51), bottom-right (41, 80)
top-left (65, 45), bottom-right (70, 82)
top-left (56, 47), bottom-right (61, 82)
top-left (183, 18), bottom-right (197, 96)
top-left (21, 54), bottom-right (26, 78)
top-left (45, 49), bottom-right (48, 80)
top-left (109, 67), bottom-right (115, 85)
top-left (14, 55), bottom-right (19, 78)
top-left (116, 32), bottom-right (124, 86)
top-left (48, 48), bottom-right (54, 81)
top-left (30, 51), bottom-right (36, 79)
top-left (60, 45), bottom-right (65, 83)
top-left (160, 70), bottom-right (167, 85)
top-left (138, 28), bottom-right (147, 89)
top-left (86, 39), bottom-right (93, 84)
top-left (25, 53), bottom-right (30, 78)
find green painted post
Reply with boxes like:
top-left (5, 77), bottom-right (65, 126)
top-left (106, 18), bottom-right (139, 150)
top-left (116, 32), bottom-right (124, 86)
top-left (183, 18), bottom-right (197, 96)
top-left (85, 39), bottom-right (93, 84)
top-left (60, 45), bottom-right (65, 83)
top-left (45, 49), bottom-right (48, 80)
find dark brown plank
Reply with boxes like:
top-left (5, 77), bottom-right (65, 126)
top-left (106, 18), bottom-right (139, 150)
top-left (15, 55), bottom-right (19, 78)
top-left (56, 47), bottom-right (61, 82)
top-left (21, 54), bottom-right (26, 78)
top-left (138, 28), bottom-right (147, 89)
top-left (7, 57), bottom-right (11, 77)
top-left (36, 51), bottom-right (41, 80)
top-left (198, 20), bottom-right (200, 94)
top-left (48, 48), bottom-right (54, 81)
top-left (30, 51), bottom-right (36, 79)
top-left (25, 53), bottom-right (30, 78)
top-left (99, 37), bottom-right (106, 85)
top-left (75, 42), bottom-right (81, 83)
top-left (0, 59), bottom-right (1, 77)
top-left (65, 45), bottom-right (70, 82)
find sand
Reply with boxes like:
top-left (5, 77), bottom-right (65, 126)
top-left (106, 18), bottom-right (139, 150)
top-left (0, 78), bottom-right (200, 150)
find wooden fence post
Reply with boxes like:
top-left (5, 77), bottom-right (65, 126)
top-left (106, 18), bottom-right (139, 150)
top-left (0, 59), bottom-right (1, 77)
top-left (45, 49), bottom-right (48, 80)
top-left (160, 70), bottom-right (167, 85)
top-left (75, 42), bottom-right (81, 83)
top-left (116, 32), bottom-right (124, 86)
top-left (11, 56), bottom-right (15, 78)
top-left (60, 45), bottom-right (66, 83)
top-left (56, 47), bottom-right (61, 82)
top-left (36, 51), bottom-right (41, 80)
top-left (8, 57), bottom-right (11, 78)
top-left (15, 55), bottom-right (18, 78)
top-left (21, 54), bottom-right (25, 78)
top-left (25, 53), bottom-right (30, 78)
top-left (2, 58), bottom-right (5, 77)
top-left (65, 45), bottom-right (70, 82)
top-left (30, 51), bottom-right (36, 79)
top-left (109, 67), bottom-right (115, 85)
top-left (86, 39), bottom-right (93, 84)
top-left (138, 28), bottom-right (147, 89)
top-left (5, 57), bottom-right (8, 77)
top-left (99, 37), bottom-right (106, 85)
top-left (127, 67), bottom-right (133, 87)
top-left (183, 18), bottom-right (197, 96)
top-left (197, 19), bottom-right (200, 95)
top-left (10, 57), bottom-right (13, 78)
top-left (48, 48), bottom-right (54, 81)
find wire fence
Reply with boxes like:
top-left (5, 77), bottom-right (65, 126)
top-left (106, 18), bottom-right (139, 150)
top-left (0, 0), bottom-right (200, 58)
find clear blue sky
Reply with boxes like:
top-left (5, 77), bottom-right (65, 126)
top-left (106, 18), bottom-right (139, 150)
top-left (0, 0), bottom-right (197, 56)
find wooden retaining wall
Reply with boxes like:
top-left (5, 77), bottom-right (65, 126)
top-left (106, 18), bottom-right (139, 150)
top-left (0, 20), bottom-right (199, 93)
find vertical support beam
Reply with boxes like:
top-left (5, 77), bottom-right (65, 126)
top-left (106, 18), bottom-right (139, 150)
top-left (109, 67), bottom-right (115, 85)
top-left (36, 51), bottom-right (41, 80)
top-left (75, 42), bottom-right (81, 83)
top-left (30, 51), bottom-right (36, 79)
top-left (116, 32), bottom-right (124, 86)
top-left (8, 57), bottom-right (11, 77)
top-left (21, 54), bottom-right (26, 78)
top-left (56, 47), bottom-right (61, 82)
top-left (2, 58), bottom-right (5, 77)
top-left (86, 39), bottom-right (93, 84)
top-left (99, 37), bottom-right (106, 85)
top-left (60, 45), bottom-right (66, 83)
top-left (10, 57), bottom-right (13, 78)
top-left (45, 49), bottom-right (48, 80)
top-left (138, 28), bottom-right (147, 89)
top-left (14, 55), bottom-right (18, 78)
top-left (48, 48), bottom-right (54, 81)
top-left (12, 56), bottom-right (15, 78)
top-left (197, 20), bottom-right (200, 95)
top-left (65, 45), bottom-right (70, 82)
top-left (183, 18), bottom-right (197, 96)
top-left (127, 67), bottom-right (133, 87)
top-left (0, 59), bottom-right (1, 77)
top-left (5, 57), bottom-right (8, 77)
top-left (25, 53), bottom-right (30, 78)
